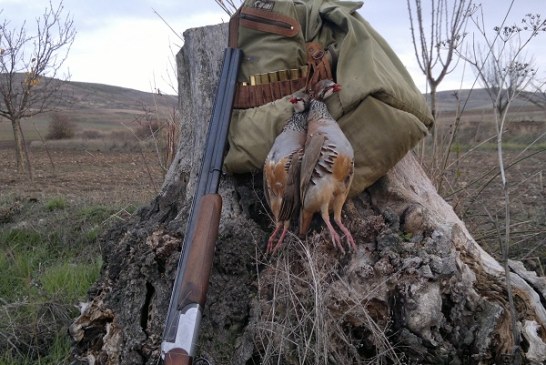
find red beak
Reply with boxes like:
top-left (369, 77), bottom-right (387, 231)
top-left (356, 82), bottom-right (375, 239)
top-left (333, 83), bottom-right (342, 93)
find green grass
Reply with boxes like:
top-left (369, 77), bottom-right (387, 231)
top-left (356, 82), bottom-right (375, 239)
top-left (0, 334), bottom-right (72, 365)
top-left (41, 260), bottom-right (102, 303)
top-left (0, 195), bottom-right (124, 364)
top-left (45, 197), bottom-right (67, 211)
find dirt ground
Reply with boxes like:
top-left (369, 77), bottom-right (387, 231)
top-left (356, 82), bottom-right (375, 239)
top-left (1, 143), bottom-right (544, 264)
top-left (0, 144), bottom-right (163, 207)
top-left (438, 148), bottom-right (546, 265)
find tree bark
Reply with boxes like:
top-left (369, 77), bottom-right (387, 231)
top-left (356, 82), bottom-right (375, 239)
top-left (70, 23), bottom-right (546, 365)
top-left (11, 118), bottom-right (32, 179)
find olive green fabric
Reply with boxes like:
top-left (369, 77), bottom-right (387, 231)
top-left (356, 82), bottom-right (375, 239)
top-left (229, 96), bottom-right (294, 170)
top-left (234, 0), bottom-right (306, 84)
top-left (224, 0), bottom-right (434, 195)
top-left (336, 96), bottom-right (429, 195)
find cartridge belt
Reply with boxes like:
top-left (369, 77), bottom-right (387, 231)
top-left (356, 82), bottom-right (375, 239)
top-left (233, 42), bottom-right (333, 109)
top-left (233, 66), bottom-right (307, 109)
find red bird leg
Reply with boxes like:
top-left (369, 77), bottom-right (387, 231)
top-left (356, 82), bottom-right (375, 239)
top-left (321, 209), bottom-right (345, 254)
top-left (272, 221), bottom-right (290, 253)
top-left (267, 223), bottom-right (282, 252)
top-left (335, 217), bottom-right (356, 251)
top-left (333, 199), bottom-right (356, 251)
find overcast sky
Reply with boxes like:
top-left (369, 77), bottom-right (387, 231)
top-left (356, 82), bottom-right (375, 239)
top-left (1, 0), bottom-right (544, 94)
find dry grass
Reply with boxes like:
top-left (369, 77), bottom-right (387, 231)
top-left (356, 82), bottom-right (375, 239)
top-left (418, 112), bottom-right (546, 269)
top-left (253, 233), bottom-right (403, 365)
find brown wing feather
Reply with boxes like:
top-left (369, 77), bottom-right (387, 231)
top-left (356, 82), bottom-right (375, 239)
top-left (300, 133), bottom-right (326, 203)
top-left (278, 149), bottom-right (302, 221)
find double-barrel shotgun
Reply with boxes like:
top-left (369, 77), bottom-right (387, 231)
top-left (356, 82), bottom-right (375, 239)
top-left (161, 47), bottom-right (242, 365)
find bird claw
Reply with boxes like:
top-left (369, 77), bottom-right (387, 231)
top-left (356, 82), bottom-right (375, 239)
top-left (328, 229), bottom-right (345, 254)
top-left (271, 241), bottom-right (284, 254)
top-left (332, 231), bottom-right (358, 255)
top-left (266, 233), bottom-right (278, 253)
top-left (266, 226), bottom-right (288, 254)
top-left (266, 239), bottom-right (276, 253)
top-left (335, 220), bottom-right (356, 253)
top-left (334, 241), bottom-right (346, 255)
top-left (344, 233), bottom-right (357, 252)
top-left (266, 225), bottom-right (279, 253)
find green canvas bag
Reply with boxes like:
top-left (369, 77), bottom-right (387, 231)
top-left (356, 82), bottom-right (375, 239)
top-left (224, 0), bottom-right (434, 196)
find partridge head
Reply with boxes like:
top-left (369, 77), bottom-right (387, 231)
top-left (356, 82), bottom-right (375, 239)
top-left (263, 91), bottom-right (311, 253)
top-left (313, 79), bottom-right (342, 100)
top-left (299, 79), bottom-right (356, 253)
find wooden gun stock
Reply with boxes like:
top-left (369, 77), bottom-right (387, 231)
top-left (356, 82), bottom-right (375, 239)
top-left (178, 194), bottom-right (222, 310)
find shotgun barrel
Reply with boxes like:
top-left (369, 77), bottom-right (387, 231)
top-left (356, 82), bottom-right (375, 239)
top-left (161, 47), bottom-right (242, 364)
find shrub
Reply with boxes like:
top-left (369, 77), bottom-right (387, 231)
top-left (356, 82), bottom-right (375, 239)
top-left (80, 129), bottom-right (104, 140)
top-left (46, 112), bottom-right (75, 140)
top-left (134, 120), bottom-right (162, 139)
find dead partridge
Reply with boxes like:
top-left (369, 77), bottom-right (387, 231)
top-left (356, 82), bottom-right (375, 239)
top-left (263, 91), bottom-right (311, 253)
top-left (299, 80), bottom-right (356, 253)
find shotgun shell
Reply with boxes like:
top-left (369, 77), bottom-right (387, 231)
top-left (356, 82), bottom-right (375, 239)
top-left (278, 70), bottom-right (288, 81)
top-left (258, 73), bottom-right (269, 84)
top-left (289, 68), bottom-right (300, 80)
top-left (250, 75), bottom-right (257, 86)
top-left (300, 65), bottom-right (308, 78)
top-left (268, 72), bottom-right (279, 83)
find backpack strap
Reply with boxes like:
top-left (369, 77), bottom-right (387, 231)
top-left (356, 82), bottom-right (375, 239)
top-left (305, 42), bottom-right (333, 96)
top-left (239, 7), bottom-right (300, 37)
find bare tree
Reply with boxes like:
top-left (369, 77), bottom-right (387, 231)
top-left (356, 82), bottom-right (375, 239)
top-left (466, 11), bottom-right (543, 118)
top-left (406, 0), bottom-right (475, 191)
top-left (463, 8), bottom-right (545, 205)
top-left (406, 0), bottom-right (475, 118)
top-left (461, 4), bottom-right (546, 354)
top-left (0, 1), bottom-right (75, 179)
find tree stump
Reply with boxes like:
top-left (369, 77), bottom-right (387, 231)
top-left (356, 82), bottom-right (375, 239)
top-left (70, 23), bottom-right (546, 365)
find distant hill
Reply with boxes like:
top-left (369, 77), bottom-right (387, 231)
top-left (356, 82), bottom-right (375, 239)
top-left (0, 78), bottom-right (179, 142)
top-left (430, 88), bottom-right (540, 113)
top-left (0, 73), bottom-right (178, 111)
top-left (52, 79), bottom-right (178, 111)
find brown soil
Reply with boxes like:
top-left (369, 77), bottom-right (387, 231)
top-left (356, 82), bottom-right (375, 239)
top-left (0, 144), bottom-right (162, 206)
top-left (2, 144), bottom-right (544, 265)
top-left (438, 149), bottom-right (546, 266)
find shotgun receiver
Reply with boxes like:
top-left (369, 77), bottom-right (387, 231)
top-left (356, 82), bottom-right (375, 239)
top-left (161, 47), bottom-right (241, 365)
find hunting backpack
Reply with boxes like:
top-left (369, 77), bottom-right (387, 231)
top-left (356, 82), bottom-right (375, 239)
top-left (224, 0), bottom-right (434, 196)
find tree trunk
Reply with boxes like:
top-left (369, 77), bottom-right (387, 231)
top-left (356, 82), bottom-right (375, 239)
top-left (11, 118), bottom-right (32, 179)
top-left (70, 24), bottom-right (546, 365)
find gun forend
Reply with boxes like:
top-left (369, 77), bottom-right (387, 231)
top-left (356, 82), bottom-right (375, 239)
top-left (161, 194), bottom-right (222, 361)
top-left (177, 194), bottom-right (221, 309)
top-left (164, 348), bottom-right (191, 365)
